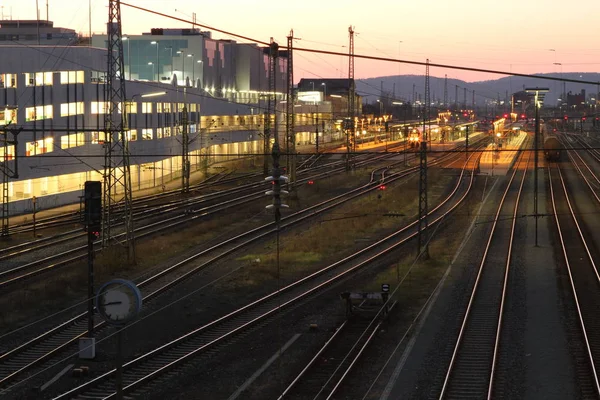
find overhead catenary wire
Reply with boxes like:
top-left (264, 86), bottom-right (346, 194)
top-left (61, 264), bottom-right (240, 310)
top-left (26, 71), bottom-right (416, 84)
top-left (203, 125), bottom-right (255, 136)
top-left (119, 1), bottom-right (600, 86)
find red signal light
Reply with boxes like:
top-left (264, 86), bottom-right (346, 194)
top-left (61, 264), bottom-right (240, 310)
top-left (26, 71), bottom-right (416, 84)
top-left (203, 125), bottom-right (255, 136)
top-left (564, 115), bottom-right (568, 120)
top-left (521, 114), bottom-right (526, 119)
top-left (583, 117), bottom-right (587, 121)
top-left (308, 180), bottom-right (314, 185)
top-left (379, 185), bottom-right (386, 190)
top-left (503, 114), bottom-right (508, 118)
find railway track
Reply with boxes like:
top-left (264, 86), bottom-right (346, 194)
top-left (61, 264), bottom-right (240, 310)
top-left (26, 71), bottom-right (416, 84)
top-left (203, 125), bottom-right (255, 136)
top-left (0, 145), bottom-right (483, 395)
top-left (49, 150), bottom-right (478, 400)
top-left (277, 304), bottom-right (394, 400)
top-left (549, 162), bottom-right (600, 397)
top-left (0, 138), bottom-right (477, 288)
top-left (0, 151), bottom-right (396, 286)
top-left (438, 149), bottom-right (530, 399)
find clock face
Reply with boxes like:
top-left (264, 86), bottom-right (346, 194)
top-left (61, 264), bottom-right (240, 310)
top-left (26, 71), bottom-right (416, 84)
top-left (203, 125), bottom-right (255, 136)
top-left (96, 280), bottom-right (142, 325)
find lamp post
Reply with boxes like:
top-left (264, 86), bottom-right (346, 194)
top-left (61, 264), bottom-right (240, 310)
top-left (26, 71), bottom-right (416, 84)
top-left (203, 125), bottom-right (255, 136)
top-left (310, 81), bottom-right (314, 91)
top-left (321, 82), bottom-right (327, 100)
top-left (165, 46), bottom-right (173, 79)
top-left (122, 36), bottom-right (131, 80)
top-left (147, 62), bottom-right (154, 81)
top-left (150, 41), bottom-right (159, 81)
top-left (525, 87), bottom-right (549, 247)
top-left (196, 60), bottom-right (203, 87)
top-left (377, 100), bottom-right (383, 143)
top-left (187, 53), bottom-right (195, 81)
top-left (177, 50), bottom-right (185, 85)
top-left (553, 62), bottom-right (564, 105)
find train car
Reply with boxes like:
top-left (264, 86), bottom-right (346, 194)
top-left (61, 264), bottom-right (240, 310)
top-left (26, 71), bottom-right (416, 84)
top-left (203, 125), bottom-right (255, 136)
top-left (544, 134), bottom-right (562, 161)
top-left (408, 129), bottom-right (420, 148)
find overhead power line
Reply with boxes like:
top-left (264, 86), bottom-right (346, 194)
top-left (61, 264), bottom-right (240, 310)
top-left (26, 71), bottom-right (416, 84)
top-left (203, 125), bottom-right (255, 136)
top-left (120, 1), bottom-right (600, 86)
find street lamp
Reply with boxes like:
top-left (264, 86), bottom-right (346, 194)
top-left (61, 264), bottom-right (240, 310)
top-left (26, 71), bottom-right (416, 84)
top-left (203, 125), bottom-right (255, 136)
top-left (147, 62), bottom-right (154, 81)
top-left (553, 62), bottom-right (565, 105)
top-left (196, 60), bottom-right (203, 87)
top-left (150, 41), bottom-right (159, 81)
top-left (122, 36), bottom-right (131, 80)
top-left (525, 87), bottom-right (549, 247)
top-left (321, 82), bottom-right (326, 100)
top-left (187, 54), bottom-right (195, 81)
top-left (165, 46), bottom-right (174, 80)
top-left (177, 50), bottom-right (186, 85)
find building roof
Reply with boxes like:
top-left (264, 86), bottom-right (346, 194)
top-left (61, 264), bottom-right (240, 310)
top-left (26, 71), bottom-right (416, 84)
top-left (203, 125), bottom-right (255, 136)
top-left (297, 78), bottom-right (354, 94)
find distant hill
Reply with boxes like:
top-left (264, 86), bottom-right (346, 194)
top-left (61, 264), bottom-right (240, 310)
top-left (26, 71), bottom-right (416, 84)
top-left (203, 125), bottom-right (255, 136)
top-left (356, 73), bottom-right (600, 106)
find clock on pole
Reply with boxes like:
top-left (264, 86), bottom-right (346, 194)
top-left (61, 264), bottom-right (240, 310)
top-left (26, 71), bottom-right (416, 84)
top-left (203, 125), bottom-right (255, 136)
top-left (95, 279), bottom-right (142, 326)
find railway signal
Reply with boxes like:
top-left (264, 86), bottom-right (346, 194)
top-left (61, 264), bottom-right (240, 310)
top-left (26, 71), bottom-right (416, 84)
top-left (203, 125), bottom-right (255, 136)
top-left (82, 180), bottom-right (102, 356)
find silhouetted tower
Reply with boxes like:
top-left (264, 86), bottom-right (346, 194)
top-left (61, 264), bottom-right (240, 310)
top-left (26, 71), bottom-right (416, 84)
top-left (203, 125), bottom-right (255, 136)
top-left (104, 0), bottom-right (134, 261)
top-left (286, 31), bottom-right (296, 186)
top-left (417, 59), bottom-right (430, 259)
top-left (455, 85), bottom-right (458, 109)
top-left (463, 87), bottom-right (467, 109)
top-left (472, 90), bottom-right (475, 107)
top-left (346, 25), bottom-right (355, 170)
top-left (443, 74), bottom-right (448, 107)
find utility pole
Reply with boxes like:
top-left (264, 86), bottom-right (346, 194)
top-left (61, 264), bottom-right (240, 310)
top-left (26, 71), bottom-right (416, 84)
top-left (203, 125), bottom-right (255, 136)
top-left (0, 126), bottom-right (20, 237)
top-left (286, 30), bottom-right (296, 187)
top-left (346, 25), bottom-right (355, 171)
top-left (465, 125), bottom-right (469, 160)
top-left (526, 87), bottom-right (548, 247)
top-left (83, 181), bottom-right (101, 341)
top-left (417, 59), bottom-right (430, 259)
top-left (315, 110), bottom-right (319, 154)
top-left (181, 102), bottom-right (190, 193)
top-left (103, 0), bottom-right (135, 262)
top-left (263, 39), bottom-right (278, 176)
top-left (266, 39), bottom-right (289, 232)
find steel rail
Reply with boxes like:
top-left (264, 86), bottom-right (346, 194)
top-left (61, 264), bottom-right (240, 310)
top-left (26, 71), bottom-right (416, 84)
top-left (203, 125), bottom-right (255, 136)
top-left (51, 153), bottom-right (477, 400)
top-left (549, 164), bottom-right (600, 396)
top-left (0, 146), bottom-right (478, 391)
top-left (439, 148), bottom-right (529, 399)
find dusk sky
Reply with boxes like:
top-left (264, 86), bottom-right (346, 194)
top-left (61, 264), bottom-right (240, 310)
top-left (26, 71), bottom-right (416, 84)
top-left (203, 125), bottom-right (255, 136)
top-left (4, 0), bottom-right (599, 83)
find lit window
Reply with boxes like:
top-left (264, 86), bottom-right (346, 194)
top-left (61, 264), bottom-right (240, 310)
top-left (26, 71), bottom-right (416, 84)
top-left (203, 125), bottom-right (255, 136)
top-left (1, 73), bottom-right (17, 88)
top-left (163, 102), bottom-right (171, 112)
top-left (142, 102), bottom-right (152, 113)
top-left (123, 101), bottom-right (137, 114)
top-left (178, 103), bottom-right (185, 112)
top-left (164, 127), bottom-right (171, 137)
top-left (60, 102), bottom-right (84, 117)
top-left (156, 103), bottom-right (163, 113)
top-left (91, 102), bottom-right (109, 114)
top-left (25, 72), bottom-right (53, 86)
top-left (91, 131), bottom-right (107, 144)
top-left (156, 128), bottom-right (163, 139)
top-left (0, 108), bottom-right (17, 125)
top-left (189, 103), bottom-right (197, 112)
top-left (26, 137), bottom-right (53, 156)
top-left (60, 132), bottom-right (85, 149)
top-left (60, 70), bottom-right (85, 84)
top-left (142, 128), bottom-right (153, 140)
top-left (25, 105), bottom-right (53, 121)
top-left (0, 144), bottom-right (15, 160)
top-left (127, 129), bottom-right (137, 141)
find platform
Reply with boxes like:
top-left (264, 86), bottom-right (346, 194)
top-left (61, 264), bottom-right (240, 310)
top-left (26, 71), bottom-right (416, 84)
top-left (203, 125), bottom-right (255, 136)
top-left (479, 132), bottom-right (527, 176)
